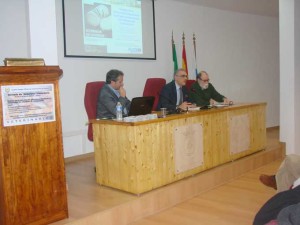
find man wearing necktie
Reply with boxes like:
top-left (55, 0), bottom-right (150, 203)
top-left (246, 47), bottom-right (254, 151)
top-left (157, 68), bottom-right (195, 112)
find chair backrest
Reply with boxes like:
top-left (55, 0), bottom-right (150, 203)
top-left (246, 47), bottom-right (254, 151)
top-left (142, 78), bottom-right (166, 110)
top-left (185, 79), bottom-right (196, 91)
top-left (84, 81), bottom-right (105, 142)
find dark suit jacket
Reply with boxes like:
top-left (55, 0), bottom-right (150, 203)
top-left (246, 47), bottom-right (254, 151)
top-left (156, 80), bottom-right (189, 112)
top-left (253, 185), bottom-right (300, 225)
top-left (96, 84), bottom-right (131, 119)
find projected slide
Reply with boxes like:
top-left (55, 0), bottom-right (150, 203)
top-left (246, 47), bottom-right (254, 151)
top-left (82, 0), bottom-right (143, 55)
top-left (63, 0), bottom-right (155, 59)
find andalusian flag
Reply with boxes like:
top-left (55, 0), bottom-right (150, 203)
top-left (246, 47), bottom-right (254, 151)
top-left (172, 32), bottom-right (178, 73)
top-left (182, 32), bottom-right (188, 77)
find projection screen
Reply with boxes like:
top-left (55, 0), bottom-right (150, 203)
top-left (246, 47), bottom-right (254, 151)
top-left (62, 0), bottom-right (156, 59)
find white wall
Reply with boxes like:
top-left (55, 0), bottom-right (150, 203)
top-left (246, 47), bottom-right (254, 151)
top-left (280, 0), bottom-right (300, 155)
top-left (295, 1), bottom-right (300, 155)
top-left (28, 0), bottom-right (58, 64)
top-left (0, 1), bottom-right (29, 60)
top-left (0, 0), bottom-right (280, 157)
top-left (279, 0), bottom-right (295, 154)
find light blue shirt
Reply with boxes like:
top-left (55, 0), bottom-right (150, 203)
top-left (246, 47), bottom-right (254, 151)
top-left (108, 84), bottom-right (120, 98)
top-left (175, 82), bottom-right (182, 106)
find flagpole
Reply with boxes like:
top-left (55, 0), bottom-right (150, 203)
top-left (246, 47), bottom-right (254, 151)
top-left (193, 33), bottom-right (198, 79)
top-left (182, 32), bottom-right (189, 78)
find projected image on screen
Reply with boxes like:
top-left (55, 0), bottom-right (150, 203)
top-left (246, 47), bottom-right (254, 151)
top-left (84, 3), bottom-right (112, 38)
top-left (63, 0), bottom-right (155, 59)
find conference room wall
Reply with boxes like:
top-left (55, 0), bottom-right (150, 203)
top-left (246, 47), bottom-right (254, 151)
top-left (0, 1), bottom-right (29, 60)
top-left (56, 0), bottom-right (279, 157)
top-left (0, 0), bottom-right (279, 158)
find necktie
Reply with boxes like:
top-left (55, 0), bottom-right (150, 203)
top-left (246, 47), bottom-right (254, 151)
top-left (179, 87), bottom-right (183, 105)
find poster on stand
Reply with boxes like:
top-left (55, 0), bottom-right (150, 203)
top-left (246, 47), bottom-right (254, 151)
top-left (1, 84), bottom-right (55, 127)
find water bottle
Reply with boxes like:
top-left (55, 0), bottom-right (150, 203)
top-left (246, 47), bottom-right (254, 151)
top-left (116, 102), bottom-right (123, 120)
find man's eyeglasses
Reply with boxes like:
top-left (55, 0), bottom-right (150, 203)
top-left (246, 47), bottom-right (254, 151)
top-left (176, 75), bottom-right (188, 78)
top-left (200, 79), bottom-right (210, 82)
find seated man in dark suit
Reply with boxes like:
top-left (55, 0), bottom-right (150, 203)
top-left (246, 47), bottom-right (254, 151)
top-left (157, 68), bottom-right (194, 112)
top-left (189, 71), bottom-right (231, 106)
top-left (96, 69), bottom-right (131, 119)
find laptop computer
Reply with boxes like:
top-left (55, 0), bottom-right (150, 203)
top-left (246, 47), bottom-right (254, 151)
top-left (127, 96), bottom-right (155, 116)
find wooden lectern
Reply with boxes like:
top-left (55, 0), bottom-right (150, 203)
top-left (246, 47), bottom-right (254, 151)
top-left (0, 66), bottom-right (68, 225)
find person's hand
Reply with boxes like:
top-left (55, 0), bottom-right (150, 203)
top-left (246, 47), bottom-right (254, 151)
top-left (178, 102), bottom-right (194, 111)
top-left (209, 99), bottom-right (215, 106)
top-left (223, 98), bottom-right (233, 105)
top-left (119, 86), bottom-right (126, 98)
top-left (223, 98), bottom-right (229, 105)
top-left (188, 103), bottom-right (197, 108)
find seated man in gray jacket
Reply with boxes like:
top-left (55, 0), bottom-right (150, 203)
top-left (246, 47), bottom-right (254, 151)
top-left (96, 69), bottom-right (131, 119)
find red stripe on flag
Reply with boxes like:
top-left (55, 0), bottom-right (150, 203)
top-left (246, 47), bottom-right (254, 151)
top-left (182, 45), bottom-right (188, 75)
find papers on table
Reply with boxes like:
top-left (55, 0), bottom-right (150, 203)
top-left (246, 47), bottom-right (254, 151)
top-left (213, 103), bottom-right (227, 108)
top-left (188, 107), bottom-right (200, 111)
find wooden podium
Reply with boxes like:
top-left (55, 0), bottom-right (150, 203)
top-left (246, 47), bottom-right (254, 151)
top-left (0, 66), bottom-right (68, 225)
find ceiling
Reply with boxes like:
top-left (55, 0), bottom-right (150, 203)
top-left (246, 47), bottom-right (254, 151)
top-left (169, 0), bottom-right (279, 17)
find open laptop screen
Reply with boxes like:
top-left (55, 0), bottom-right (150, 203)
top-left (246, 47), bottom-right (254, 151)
top-left (127, 96), bottom-right (155, 116)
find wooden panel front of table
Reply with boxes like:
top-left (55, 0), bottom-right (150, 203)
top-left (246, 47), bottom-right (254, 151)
top-left (92, 103), bottom-right (266, 194)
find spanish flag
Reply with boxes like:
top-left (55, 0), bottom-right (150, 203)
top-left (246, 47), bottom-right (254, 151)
top-left (172, 32), bottom-right (178, 73)
top-left (182, 32), bottom-right (188, 77)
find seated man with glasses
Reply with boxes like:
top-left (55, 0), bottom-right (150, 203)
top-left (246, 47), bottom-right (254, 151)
top-left (189, 71), bottom-right (231, 106)
top-left (157, 68), bottom-right (195, 113)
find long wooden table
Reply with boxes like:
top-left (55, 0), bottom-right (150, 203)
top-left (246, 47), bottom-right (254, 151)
top-left (91, 103), bottom-right (266, 194)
